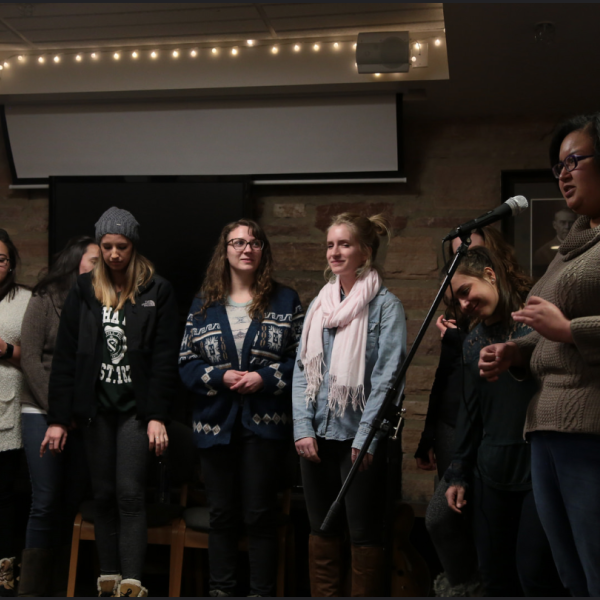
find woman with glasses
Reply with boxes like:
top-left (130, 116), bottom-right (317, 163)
top-left (479, 112), bottom-right (600, 597)
top-left (0, 229), bottom-right (32, 596)
top-left (179, 219), bottom-right (303, 597)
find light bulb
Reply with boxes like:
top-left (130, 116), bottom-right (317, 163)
top-left (38, 56), bottom-right (45, 63)
top-left (75, 54), bottom-right (82, 62)
top-left (3, 61), bottom-right (9, 68)
top-left (211, 48), bottom-right (217, 54)
top-left (131, 51), bottom-right (138, 59)
top-left (313, 43), bottom-right (320, 51)
top-left (374, 73), bottom-right (381, 77)
top-left (151, 51), bottom-right (157, 59)
top-left (0, 65), bottom-right (3, 71)
top-left (271, 46), bottom-right (278, 54)
top-left (17, 55), bottom-right (23, 62)
top-left (333, 42), bottom-right (340, 50)
top-left (172, 50), bottom-right (179, 58)
top-left (414, 42), bottom-right (420, 50)
top-left (411, 56), bottom-right (416, 62)
top-left (91, 53), bottom-right (97, 60)
top-left (113, 52), bottom-right (120, 60)
top-left (53, 56), bottom-right (60, 63)
top-left (435, 38), bottom-right (441, 46)
top-left (190, 49), bottom-right (197, 57)
top-left (231, 47), bottom-right (238, 56)
top-left (294, 44), bottom-right (300, 52)
top-left (353, 43), bottom-right (357, 49)
top-left (247, 40), bottom-right (255, 46)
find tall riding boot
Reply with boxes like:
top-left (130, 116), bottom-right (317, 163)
top-left (308, 534), bottom-right (343, 597)
top-left (16, 549), bottom-right (53, 597)
top-left (350, 545), bottom-right (385, 597)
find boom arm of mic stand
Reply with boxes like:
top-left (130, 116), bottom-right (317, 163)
top-left (320, 236), bottom-right (472, 532)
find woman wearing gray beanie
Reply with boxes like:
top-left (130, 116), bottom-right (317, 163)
top-left (41, 207), bottom-right (180, 598)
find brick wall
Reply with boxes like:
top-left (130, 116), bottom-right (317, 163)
top-left (0, 114), bottom-right (558, 505)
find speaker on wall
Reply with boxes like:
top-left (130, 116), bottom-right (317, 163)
top-left (355, 31), bottom-right (410, 74)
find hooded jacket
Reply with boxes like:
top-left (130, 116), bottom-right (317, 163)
top-left (47, 271), bottom-right (180, 426)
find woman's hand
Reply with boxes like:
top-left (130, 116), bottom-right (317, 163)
top-left (351, 447), bottom-right (374, 472)
top-left (478, 342), bottom-right (522, 382)
top-left (445, 484), bottom-right (467, 514)
top-left (296, 437), bottom-right (320, 463)
top-left (416, 448), bottom-right (437, 471)
top-left (435, 315), bottom-right (457, 339)
top-left (223, 370), bottom-right (247, 389)
top-left (230, 371), bottom-right (264, 394)
top-left (40, 424), bottom-right (68, 457)
top-left (148, 420), bottom-right (169, 456)
top-left (512, 296), bottom-right (574, 344)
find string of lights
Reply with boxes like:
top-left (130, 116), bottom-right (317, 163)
top-left (0, 36), bottom-right (444, 73)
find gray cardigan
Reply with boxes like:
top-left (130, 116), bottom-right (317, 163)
top-left (21, 291), bottom-right (63, 412)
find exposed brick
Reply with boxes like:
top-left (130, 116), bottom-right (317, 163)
top-left (385, 286), bottom-right (438, 311)
top-left (402, 398), bottom-right (429, 421)
top-left (272, 242), bottom-right (325, 272)
top-left (314, 202), bottom-right (394, 231)
top-left (263, 224), bottom-right (307, 238)
top-left (392, 216), bottom-right (408, 234)
top-left (401, 474), bottom-right (435, 504)
top-left (276, 276), bottom-right (322, 310)
top-left (406, 319), bottom-right (442, 357)
top-left (411, 216), bottom-right (468, 229)
top-left (273, 203), bottom-right (306, 218)
top-left (405, 365), bottom-right (436, 394)
top-left (384, 237), bottom-right (438, 279)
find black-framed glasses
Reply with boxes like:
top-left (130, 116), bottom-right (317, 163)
top-left (552, 154), bottom-right (595, 179)
top-left (227, 238), bottom-right (264, 252)
top-left (0, 257), bottom-right (8, 266)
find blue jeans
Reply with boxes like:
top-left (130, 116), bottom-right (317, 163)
top-left (531, 431), bottom-right (600, 597)
top-left (21, 413), bottom-right (89, 548)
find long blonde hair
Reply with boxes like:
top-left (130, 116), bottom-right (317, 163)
top-left (324, 212), bottom-right (391, 282)
top-left (198, 219), bottom-right (275, 321)
top-left (92, 246), bottom-right (154, 310)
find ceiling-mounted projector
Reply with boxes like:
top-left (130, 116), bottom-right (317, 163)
top-left (355, 31), bottom-right (410, 74)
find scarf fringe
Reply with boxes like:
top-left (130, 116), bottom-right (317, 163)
top-left (304, 353), bottom-right (327, 406)
top-left (327, 376), bottom-right (366, 417)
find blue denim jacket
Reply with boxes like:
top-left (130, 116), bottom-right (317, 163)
top-left (292, 285), bottom-right (407, 453)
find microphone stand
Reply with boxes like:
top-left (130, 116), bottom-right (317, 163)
top-left (320, 234), bottom-right (473, 594)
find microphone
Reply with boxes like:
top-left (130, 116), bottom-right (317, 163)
top-left (443, 196), bottom-right (529, 242)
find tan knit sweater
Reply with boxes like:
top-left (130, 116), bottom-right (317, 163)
top-left (514, 216), bottom-right (600, 435)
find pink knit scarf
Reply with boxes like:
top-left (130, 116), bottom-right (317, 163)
top-left (301, 269), bottom-right (381, 416)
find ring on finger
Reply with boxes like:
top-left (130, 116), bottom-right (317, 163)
top-left (299, 450), bottom-right (305, 455)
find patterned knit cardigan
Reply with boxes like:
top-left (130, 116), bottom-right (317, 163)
top-left (179, 284), bottom-right (304, 448)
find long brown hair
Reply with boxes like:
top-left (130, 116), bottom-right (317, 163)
top-left (198, 219), bottom-right (275, 321)
top-left (324, 213), bottom-right (391, 282)
top-left (92, 245), bottom-right (154, 310)
top-left (444, 246), bottom-right (532, 330)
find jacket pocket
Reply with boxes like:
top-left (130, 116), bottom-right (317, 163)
top-left (0, 392), bottom-right (16, 431)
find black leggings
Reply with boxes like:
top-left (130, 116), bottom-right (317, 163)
top-left (0, 449), bottom-right (21, 558)
top-left (471, 478), bottom-right (565, 597)
top-left (83, 412), bottom-right (149, 581)
top-left (300, 437), bottom-right (386, 546)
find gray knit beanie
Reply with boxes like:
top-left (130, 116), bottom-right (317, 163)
top-left (95, 207), bottom-right (140, 244)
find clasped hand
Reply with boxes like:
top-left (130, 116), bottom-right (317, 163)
top-left (511, 296), bottom-right (573, 344)
top-left (223, 369), bottom-right (264, 394)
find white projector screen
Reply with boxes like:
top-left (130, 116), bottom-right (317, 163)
top-left (3, 95), bottom-right (400, 181)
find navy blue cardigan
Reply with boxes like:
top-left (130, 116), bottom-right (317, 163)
top-left (179, 284), bottom-right (304, 448)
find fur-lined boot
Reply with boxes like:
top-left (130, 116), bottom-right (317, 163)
top-left (118, 579), bottom-right (148, 597)
top-left (433, 571), bottom-right (484, 597)
top-left (97, 574), bottom-right (122, 598)
top-left (0, 558), bottom-right (16, 597)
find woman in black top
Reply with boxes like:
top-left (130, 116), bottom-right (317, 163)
top-left (443, 247), bottom-right (564, 597)
top-left (41, 207), bottom-right (180, 598)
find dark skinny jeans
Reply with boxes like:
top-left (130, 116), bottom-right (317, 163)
top-left (22, 413), bottom-right (89, 548)
top-left (83, 411), bottom-right (149, 581)
top-left (200, 429), bottom-right (287, 597)
top-left (0, 448), bottom-right (21, 559)
top-left (300, 437), bottom-right (386, 546)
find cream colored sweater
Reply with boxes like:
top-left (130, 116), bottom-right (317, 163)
top-left (0, 286), bottom-right (32, 452)
top-left (514, 217), bottom-right (600, 435)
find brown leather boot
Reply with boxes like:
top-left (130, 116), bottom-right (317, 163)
top-left (350, 545), bottom-right (385, 597)
top-left (308, 534), bottom-right (343, 597)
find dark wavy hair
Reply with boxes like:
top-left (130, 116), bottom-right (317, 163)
top-left (33, 235), bottom-right (97, 300)
top-left (198, 219), bottom-right (275, 321)
top-left (549, 112), bottom-right (600, 171)
top-left (0, 229), bottom-right (21, 302)
top-left (443, 246), bottom-right (532, 331)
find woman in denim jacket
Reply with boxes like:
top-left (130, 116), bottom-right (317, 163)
top-left (292, 213), bottom-right (406, 597)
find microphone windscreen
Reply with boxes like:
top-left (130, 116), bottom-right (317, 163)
top-left (506, 195), bottom-right (528, 216)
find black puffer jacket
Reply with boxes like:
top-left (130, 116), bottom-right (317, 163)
top-left (48, 271), bottom-right (180, 426)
